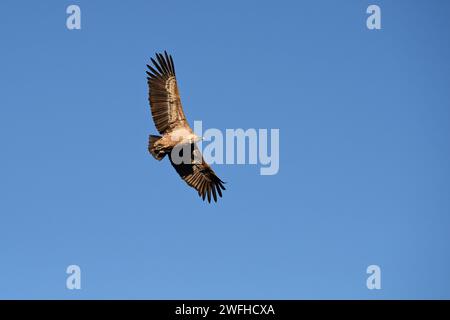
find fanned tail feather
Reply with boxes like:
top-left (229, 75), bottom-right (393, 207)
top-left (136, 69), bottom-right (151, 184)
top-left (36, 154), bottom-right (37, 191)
top-left (148, 135), bottom-right (166, 160)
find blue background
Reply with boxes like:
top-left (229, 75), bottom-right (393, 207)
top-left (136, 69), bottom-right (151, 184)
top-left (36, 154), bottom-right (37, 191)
top-left (0, 0), bottom-right (449, 299)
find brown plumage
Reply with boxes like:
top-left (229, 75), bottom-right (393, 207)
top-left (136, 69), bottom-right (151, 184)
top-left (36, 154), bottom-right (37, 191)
top-left (146, 51), bottom-right (226, 203)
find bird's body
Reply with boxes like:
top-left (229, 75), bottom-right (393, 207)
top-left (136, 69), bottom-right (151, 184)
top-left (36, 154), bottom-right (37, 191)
top-left (146, 51), bottom-right (226, 202)
top-left (153, 127), bottom-right (197, 150)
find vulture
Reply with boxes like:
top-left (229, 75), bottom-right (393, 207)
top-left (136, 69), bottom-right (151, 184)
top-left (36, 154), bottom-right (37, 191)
top-left (146, 51), bottom-right (226, 203)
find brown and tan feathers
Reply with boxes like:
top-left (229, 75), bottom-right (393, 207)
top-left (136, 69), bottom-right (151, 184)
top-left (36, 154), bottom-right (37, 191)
top-left (169, 144), bottom-right (226, 203)
top-left (146, 51), bottom-right (187, 134)
top-left (146, 51), bottom-right (226, 202)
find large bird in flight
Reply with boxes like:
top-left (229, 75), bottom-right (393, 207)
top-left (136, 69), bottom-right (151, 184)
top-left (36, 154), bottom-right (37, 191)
top-left (146, 51), bottom-right (226, 203)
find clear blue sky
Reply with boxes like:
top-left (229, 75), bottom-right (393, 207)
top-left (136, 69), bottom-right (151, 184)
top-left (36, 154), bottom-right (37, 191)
top-left (0, 0), bottom-right (449, 299)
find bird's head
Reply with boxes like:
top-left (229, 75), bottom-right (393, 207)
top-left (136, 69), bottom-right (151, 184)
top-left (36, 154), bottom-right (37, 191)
top-left (189, 134), bottom-right (203, 144)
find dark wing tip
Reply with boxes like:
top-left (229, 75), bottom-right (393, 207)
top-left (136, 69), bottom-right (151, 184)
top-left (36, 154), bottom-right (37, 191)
top-left (200, 175), bottom-right (225, 203)
top-left (146, 51), bottom-right (176, 79)
top-left (150, 57), bottom-right (164, 76)
top-left (153, 51), bottom-right (173, 77)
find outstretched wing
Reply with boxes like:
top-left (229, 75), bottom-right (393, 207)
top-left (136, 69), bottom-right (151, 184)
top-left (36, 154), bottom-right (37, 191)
top-left (146, 51), bottom-right (188, 134)
top-left (169, 144), bottom-right (226, 203)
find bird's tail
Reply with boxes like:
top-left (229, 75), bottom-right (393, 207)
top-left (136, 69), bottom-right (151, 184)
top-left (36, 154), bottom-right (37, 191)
top-left (148, 135), bottom-right (166, 160)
